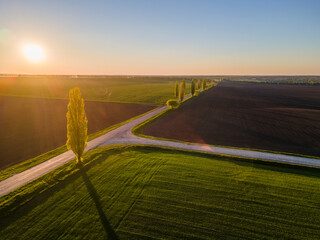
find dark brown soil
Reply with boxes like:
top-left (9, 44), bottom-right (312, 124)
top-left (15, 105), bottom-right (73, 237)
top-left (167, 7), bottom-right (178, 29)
top-left (0, 96), bottom-right (154, 169)
top-left (143, 82), bottom-right (320, 157)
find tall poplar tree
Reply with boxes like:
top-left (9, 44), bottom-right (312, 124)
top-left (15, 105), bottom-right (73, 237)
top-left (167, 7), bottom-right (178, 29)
top-left (66, 87), bottom-right (88, 164)
top-left (179, 82), bottom-right (185, 102)
top-left (175, 81), bottom-right (179, 98)
top-left (191, 79), bottom-right (196, 96)
top-left (197, 79), bottom-right (202, 89)
top-left (182, 79), bottom-right (186, 89)
top-left (202, 79), bottom-right (207, 90)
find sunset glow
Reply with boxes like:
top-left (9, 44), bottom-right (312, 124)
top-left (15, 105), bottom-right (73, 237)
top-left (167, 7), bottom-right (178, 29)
top-left (0, 0), bottom-right (319, 75)
top-left (23, 44), bottom-right (45, 63)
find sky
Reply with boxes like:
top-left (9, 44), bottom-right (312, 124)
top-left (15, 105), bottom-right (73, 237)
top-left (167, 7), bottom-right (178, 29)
top-left (0, 0), bottom-right (319, 75)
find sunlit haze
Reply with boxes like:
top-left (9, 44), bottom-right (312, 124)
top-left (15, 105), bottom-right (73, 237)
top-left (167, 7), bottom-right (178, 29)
top-left (0, 0), bottom-right (319, 75)
top-left (23, 44), bottom-right (45, 63)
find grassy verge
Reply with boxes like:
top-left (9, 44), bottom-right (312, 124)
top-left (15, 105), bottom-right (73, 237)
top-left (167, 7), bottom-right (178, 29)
top-left (0, 146), bottom-right (68, 182)
top-left (1, 145), bottom-right (320, 239)
top-left (134, 130), bottom-right (320, 161)
top-left (0, 107), bottom-right (160, 182)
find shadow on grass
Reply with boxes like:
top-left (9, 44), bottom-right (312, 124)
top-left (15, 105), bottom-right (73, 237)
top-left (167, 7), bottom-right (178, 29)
top-left (0, 148), bottom-right (123, 236)
top-left (79, 165), bottom-right (119, 240)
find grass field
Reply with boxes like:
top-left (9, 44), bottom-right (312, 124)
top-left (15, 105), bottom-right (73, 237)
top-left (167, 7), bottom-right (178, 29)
top-left (1, 146), bottom-right (320, 239)
top-left (0, 76), bottom-right (191, 105)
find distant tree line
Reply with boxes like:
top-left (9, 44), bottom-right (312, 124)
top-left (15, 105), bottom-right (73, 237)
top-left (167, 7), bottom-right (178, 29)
top-left (167, 78), bottom-right (220, 110)
top-left (224, 77), bottom-right (320, 85)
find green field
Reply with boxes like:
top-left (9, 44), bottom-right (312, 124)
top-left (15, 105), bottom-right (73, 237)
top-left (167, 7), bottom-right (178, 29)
top-left (0, 76), bottom-right (192, 105)
top-left (1, 146), bottom-right (319, 239)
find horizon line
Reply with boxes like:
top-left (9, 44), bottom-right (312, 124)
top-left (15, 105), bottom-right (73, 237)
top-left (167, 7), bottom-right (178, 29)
top-left (1, 73), bottom-right (320, 77)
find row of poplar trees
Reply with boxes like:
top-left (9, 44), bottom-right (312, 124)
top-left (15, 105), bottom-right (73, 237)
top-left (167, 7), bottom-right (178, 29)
top-left (174, 79), bottom-right (209, 102)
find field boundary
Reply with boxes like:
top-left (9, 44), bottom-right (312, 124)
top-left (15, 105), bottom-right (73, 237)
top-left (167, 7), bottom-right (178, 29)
top-left (0, 106), bottom-right (161, 182)
top-left (2, 144), bottom-right (318, 220)
top-left (133, 131), bottom-right (320, 161)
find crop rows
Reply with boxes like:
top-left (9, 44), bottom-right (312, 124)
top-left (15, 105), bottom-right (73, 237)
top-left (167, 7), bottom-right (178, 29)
top-left (1, 147), bottom-right (320, 239)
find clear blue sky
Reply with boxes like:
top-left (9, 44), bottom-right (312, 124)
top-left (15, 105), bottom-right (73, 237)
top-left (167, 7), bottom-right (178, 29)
top-left (0, 0), bottom-right (319, 75)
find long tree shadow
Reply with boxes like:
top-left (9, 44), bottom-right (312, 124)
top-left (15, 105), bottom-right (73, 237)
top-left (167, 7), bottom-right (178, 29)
top-left (79, 165), bottom-right (119, 240)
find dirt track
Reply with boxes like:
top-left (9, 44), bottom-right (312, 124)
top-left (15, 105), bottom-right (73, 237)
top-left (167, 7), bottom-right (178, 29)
top-left (142, 82), bottom-right (320, 157)
top-left (0, 96), bottom-right (154, 169)
top-left (2, 98), bottom-right (320, 198)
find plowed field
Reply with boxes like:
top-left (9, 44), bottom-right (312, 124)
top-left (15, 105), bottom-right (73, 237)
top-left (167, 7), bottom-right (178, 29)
top-left (142, 82), bottom-right (320, 157)
top-left (0, 96), bottom-right (154, 169)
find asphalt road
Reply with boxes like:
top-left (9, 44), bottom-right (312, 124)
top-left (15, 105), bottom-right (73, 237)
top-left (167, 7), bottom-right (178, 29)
top-left (1, 95), bottom-right (319, 197)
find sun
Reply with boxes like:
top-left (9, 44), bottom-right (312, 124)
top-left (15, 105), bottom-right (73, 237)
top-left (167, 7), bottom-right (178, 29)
top-left (23, 44), bottom-right (45, 62)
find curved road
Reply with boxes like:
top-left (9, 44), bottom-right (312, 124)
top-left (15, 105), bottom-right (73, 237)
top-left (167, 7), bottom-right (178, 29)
top-left (1, 98), bottom-right (320, 197)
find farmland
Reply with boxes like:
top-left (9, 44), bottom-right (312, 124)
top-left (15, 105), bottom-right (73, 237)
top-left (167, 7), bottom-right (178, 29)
top-left (2, 0), bottom-right (320, 239)
top-left (1, 76), bottom-right (320, 239)
top-left (0, 75), bottom-right (191, 105)
top-left (1, 146), bottom-right (320, 239)
top-left (142, 81), bottom-right (320, 157)
top-left (0, 96), bottom-right (154, 169)
top-left (0, 75), bottom-right (192, 170)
